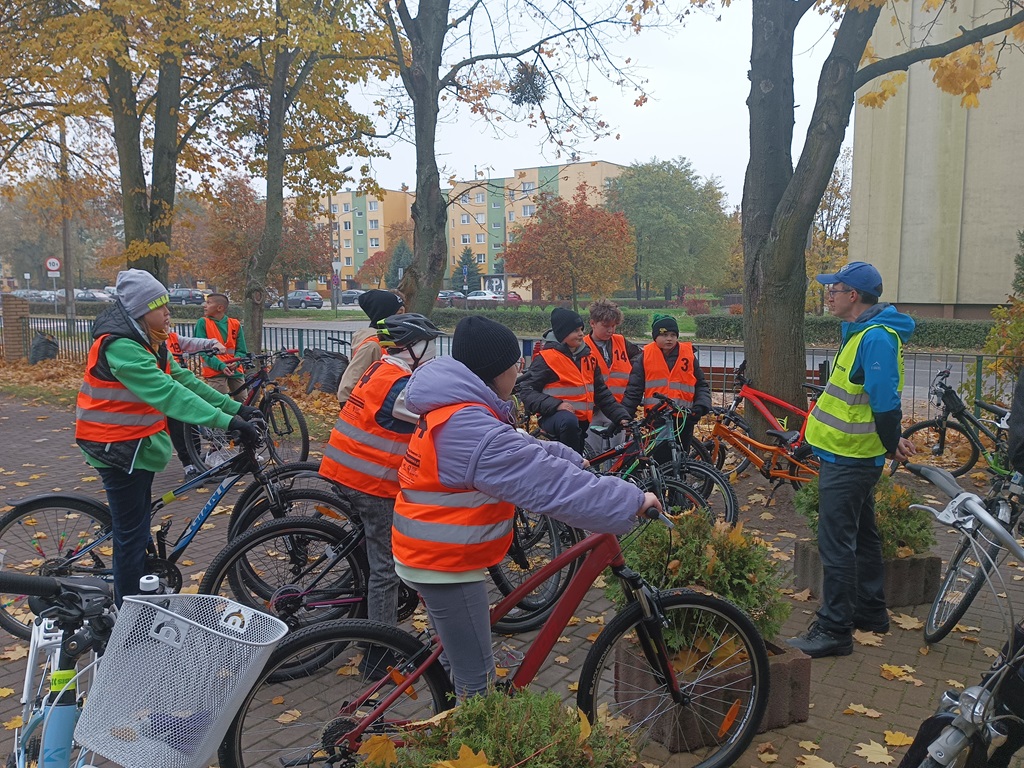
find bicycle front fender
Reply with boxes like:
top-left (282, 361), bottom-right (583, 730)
top-left (5, 493), bottom-right (109, 516)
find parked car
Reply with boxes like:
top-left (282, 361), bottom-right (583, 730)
top-left (168, 288), bottom-right (205, 305)
top-left (262, 288), bottom-right (281, 309)
top-left (78, 288), bottom-right (115, 302)
top-left (504, 291), bottom-right (523, 304)
top-left (281, 289), bottom-right (324, 309)
top-left (466, 290), bottom-right (502, 302)
top-left (340, 289), bottom-right (366, 305)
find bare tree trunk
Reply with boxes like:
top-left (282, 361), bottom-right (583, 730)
top-left (106, 52), bottom-right (149, 256)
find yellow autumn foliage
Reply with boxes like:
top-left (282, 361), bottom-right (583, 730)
top-left (858, 72), bottom-right (907, 109)
top-left (929, 42), bottom-right (997, 108)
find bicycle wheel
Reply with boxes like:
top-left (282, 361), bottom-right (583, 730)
top-left (783, 442), bottom-right (820, 489)
top-left (228, 461), bottom-right (331, 536)
top-left (200, 516), bottom-right (369, 630)
top-left (662, 460), bottom-right (739, 525)
top-left (261, 391), bottom-right (309, 464)
top-left (578, 590), bottom-right (769, 768)
top-left (924, 530), bottom-right (1003, 644)
top-left (229, 483), bottom-right (351, 539)
top-left (185, 421), bottom-right (238, 471)
top-left (628, 473), bottom-right (717, 524)
top-left (218, 619), bottom-right (454, 768)
top-left (488, 511), bottom-right (584, 633)
top-left (899, 419), bottom-right (980, 477)
top-left (0, 498), bottom-right (112, 639)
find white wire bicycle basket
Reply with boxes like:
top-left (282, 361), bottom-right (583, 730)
top-left (75, 593), bottom-right (288, 768)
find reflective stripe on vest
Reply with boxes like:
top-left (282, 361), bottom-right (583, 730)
top-left (584, 334), bottom-right (631, 401)
top-left (539, 348), bottom-right (595, 421)
top-left (318, 360), bottom-right (412, 497)
top-left (75, 334), bottom-right (170, 442)
top-left (200, 317), bottom-right (241, 378)
top-left (804, 324), bottom-right (904, 458)
top-left (393, 402), bottom-right (515, 572)
top-left (641, 342), bottom-right (697, 410)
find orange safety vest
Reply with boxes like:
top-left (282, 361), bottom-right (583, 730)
top-left (199, 317), bottom-right (241, 378)
top-left (642, 341), bottom-right (698, 411)
top-left (75, 334), bottom-right (171, 442)
top-left (539, 348), bottom-right (596, 421)
top-left (584, 334), bottom-right (631, 403)
top-left (167, 332), bottom-right (184, 365)
top-left (393, 403), bottom-right (515, 572)
top-left (319, 360), bottom-right (412, 498)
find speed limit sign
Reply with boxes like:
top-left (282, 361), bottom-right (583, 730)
top-left (45, 257), bottom-right (61, 271)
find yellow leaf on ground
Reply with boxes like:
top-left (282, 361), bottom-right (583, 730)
top-left (567, 681), bottom-right (579, 691)
top-left (919, 646), bottom-right (930, 655)
top-left (0, 688), bottom-right (12, 698)
top-left (275, 709), bottom-right (302, 724)
top-left (844, 702), bottom-right (882, 718)
top-left (854, 630), bottom-right (883, 646)
top-left (567, 616), bottom-right (581, 626)
top-left (1, 646), bottom-right (28, 661)
top-left (576, 708), bottom-right (591, 743)
top-left (4, 716), bottom-right (22, 730)
top-left (586, 631), bottom-right (600, 642)
top-left (81, 476), bottom-right (98, 482)
top-left (953, 624), bottom-right (981, 633)
top-left (798, 740), bottom-right (821, 751)
top-left (854, 740), bottom-right (894, 764)
top-left (494, 667), bottom-right (508, 678)
top-left (791, 589), bottom-right (813, 602)
top-left (984, 647), bottom-right (1001, 658)
top-left (892, 613), bottom-right (923, 630)
top-left (271, 696), bottom-right (285, 705)
top-left (356, 734), bottom-right (398, 766)
top-left (884, 730), bottom-right (915, 747)
top-left (757, 753), bottom-right (779, 764)
top-left (554, 655), bottom-right (569, 664)
top-left (796, 756), bottom-right (837, 767)
top-left (946, 679), bottom-right (965, 689)
top-left (432, 743), bottom-right (498, 768)
top-left (584, 615), bottom-right (604, 624)
top-left (557, 636), bottom-right (570, 643)
top-left (759, 512), bottom-right (775, 520)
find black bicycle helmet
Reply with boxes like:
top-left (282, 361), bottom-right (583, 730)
top-left (377, 313), bottom-right (443, 349)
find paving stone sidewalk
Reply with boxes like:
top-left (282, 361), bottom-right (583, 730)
top-left (1, 393), bottom-right (1022, 767)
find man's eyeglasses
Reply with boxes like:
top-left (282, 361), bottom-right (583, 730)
top-left (827, 286), bottom-right (853, 297)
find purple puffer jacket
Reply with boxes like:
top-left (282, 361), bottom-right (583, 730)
top-left (402, 355), bottom-right (644, 535)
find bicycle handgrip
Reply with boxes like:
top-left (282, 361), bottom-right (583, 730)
top-left (641, 506), bottom-right (675, 529)
top-left (0, 570), bottom-right (62, 598)
top-left (904, 462), bottom-right (964, 500)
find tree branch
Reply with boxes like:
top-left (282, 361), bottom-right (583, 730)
top-left (854, 7), bottom-right (1024, 88)
top-left (446, 0), bottom-right (485, 32)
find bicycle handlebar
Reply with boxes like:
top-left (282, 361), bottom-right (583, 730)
top-left (0, 570), bottom-right (62, 598)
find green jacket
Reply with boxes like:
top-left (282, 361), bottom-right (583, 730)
top-left (194, 315), bottom-right (248, 373)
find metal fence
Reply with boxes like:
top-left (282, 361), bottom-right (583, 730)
top-left (3, 315), bottom-right (1015, 422)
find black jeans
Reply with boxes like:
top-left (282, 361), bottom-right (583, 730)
top-left (97, 466), bottom-right (154, 605)
top-left (539, 410), bottom-right (588, 454)
top-left (815, 459), bottom-right (886, 634)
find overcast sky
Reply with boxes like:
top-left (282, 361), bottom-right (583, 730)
top-left (358, 8), bottom-right (841, 209)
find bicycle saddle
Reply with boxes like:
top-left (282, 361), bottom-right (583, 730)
top-left (765, 429), bottom-right (801, 446)
top-left (590, 424), bottom-right (616, 439)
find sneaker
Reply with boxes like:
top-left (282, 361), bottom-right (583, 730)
top-left (786, 621), bottom-right (854, 658)
top-left (183, 465), bottom-right (200, 482)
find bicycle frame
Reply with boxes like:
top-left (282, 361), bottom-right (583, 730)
top-left (710, 419), bottom-right (818, 483)
top-left (941, 408), bottom-right (1010, 476)
top-left (336, 529), bottom-right (676, 750)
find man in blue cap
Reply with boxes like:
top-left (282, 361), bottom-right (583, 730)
top-left (787, 261), bottom-right (917, 658)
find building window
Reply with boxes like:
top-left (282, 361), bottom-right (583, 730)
top-left (492, 201), bottom-right (501, 208)
top-left (522, 205), bottom-right (535, 217)
top-left (357, 229), bottom-right (364, 236)
top-left (492, 222), bottom-right (502, 229)
top-left (368, 200), bottom-right (378, 211)
top-left (344, 239), bottom-right (352, 248)
top-left (492, 243), bottom-right (503, 249)
top-left (344, 256), bottom-right (352, 266)
top-left (330, 203), bottom-right (338, 214)
top-left (343, 203), bottom-right (350, 212)
top-left (460, 193), bottom-right (469, 204)
top-left (461, 234), bottom-right (471, 244)
top-left (356, 247), bottom-right (364, 254)
top-left (475, 213), bottom-right (485, 224)
top-left (355, 210), bottom-right (363, 217)
top-left (476, 233), bottom-right (486, 243)
top-left (508, 211), bottom-right (515, 222)
top-left (508, 189), bottom-right (515, 201)
top-left (369, 219), bottom-right (379, 230)
top-left (475, 192), bottom-right (486, 203)
top-left (476, 254), bottom-right (486, 264)
top-left (521, 181), bottom-right (535, 197)
top-left (460, 213), bottom-right (470, 224)
top-left (369, 238), bottom-right (380, 248)
top-left (343, 221), bottom-right (352, 231)
top-left (331, 222), bottom-right (339, 231)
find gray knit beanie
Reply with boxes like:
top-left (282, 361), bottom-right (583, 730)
top-left (116, 269), bottom-right (169, 319)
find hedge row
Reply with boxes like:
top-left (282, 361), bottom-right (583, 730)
top-left (24, 301), bottom-right (242, 319)
top-left (694, 314), bottom-right (994, 350)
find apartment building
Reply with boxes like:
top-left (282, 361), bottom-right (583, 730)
top-left (445, 160), bottom-right (625, 293)
top-left (315, 188), bottom-right (414, 289)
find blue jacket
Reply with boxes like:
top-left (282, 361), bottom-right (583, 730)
top-left (402, 355), bottom-right (644, 536)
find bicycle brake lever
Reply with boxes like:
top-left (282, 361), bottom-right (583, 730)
top-left (642, 506), bottom-right (675, 529)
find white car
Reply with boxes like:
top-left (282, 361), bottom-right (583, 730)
top-left (466, 290), bottom-right (502, 301)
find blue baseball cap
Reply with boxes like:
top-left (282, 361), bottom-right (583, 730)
top-left (815, 261), bottom-right (883, 298)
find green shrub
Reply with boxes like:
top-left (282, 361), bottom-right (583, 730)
top-left (392, 689), bottom-right (635, 768)
top-left (693, 315), bottom-right (743, 341)
top-left (613, 513), bottom-right (791, 640)
top-left (794, 475), bottom-right (935, 559)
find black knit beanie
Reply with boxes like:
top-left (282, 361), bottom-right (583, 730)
top-left (651, 313), bottom-right (679, 339)
top-left (358, 289), bottom-right (404, 325)
top-left (550, 307), bottom-right (584, 343)
top-left (452, 316), bottom-right (522, 383)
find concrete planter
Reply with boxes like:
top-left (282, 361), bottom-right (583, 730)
top-left (792, 538), bottom-right (941, 608)
top-left (614, 638), bottom-right (810, 752)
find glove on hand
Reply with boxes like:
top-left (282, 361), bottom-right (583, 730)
top-left (237, 405), bottom-right (262, 421)
top-left (228, 415), bottom-right (259, 446)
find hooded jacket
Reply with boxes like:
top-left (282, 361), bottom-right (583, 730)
top-left (812, 302), bottom-right (916, 464)
top-left (401, 355), bottom-right (644, 543)
top-left (514, 330), bottom-right (630, 423)
top-left (77, 303), bottom-right (239, 473)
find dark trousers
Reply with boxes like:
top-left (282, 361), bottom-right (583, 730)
top-left (815, 460), bottom-right (886, 634)
top-left (539, 410), bottom-right (589, 454)
top-left (97, 466), bottom-right (154, 605)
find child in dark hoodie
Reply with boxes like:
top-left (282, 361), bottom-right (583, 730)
top-left (393, 315), bottom-right (660, 698)
top-left (515, 307), bottom-right (630, 454)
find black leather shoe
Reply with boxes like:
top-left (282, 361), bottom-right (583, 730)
top-left (786, 622), bottom-right (854, 658)
top-left (854, 614), bottom-right (890, 634)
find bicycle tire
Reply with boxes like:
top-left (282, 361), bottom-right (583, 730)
top-left (261, 391), bottom-right (310, 465)
top-left (200, 516), bottom-right (369, 631)
top-left (228, 460), bottom-right (329, 536)
top-left (218, 619), bottom-right (454, 768)
top-left (898, 419), bottom-right (980, 478)
top-left (184, 420), bottom-right (238, 471)
top-left (783, 442), bottom-right (820, 489)
top-left (488, 511), bottom-right (584, 633)
top-left (0, 498), bottom-right (112, 639)
top-left (662, 460), bottom-right (739, 525)
top-left (577, 589), bottom-right (769, 768)
top-left (924, 530), bottom-right (1003, 644)
top-left (228, 479), bottom-right (351, 539)
top-left (626, 473), bottom-right (721, 526)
